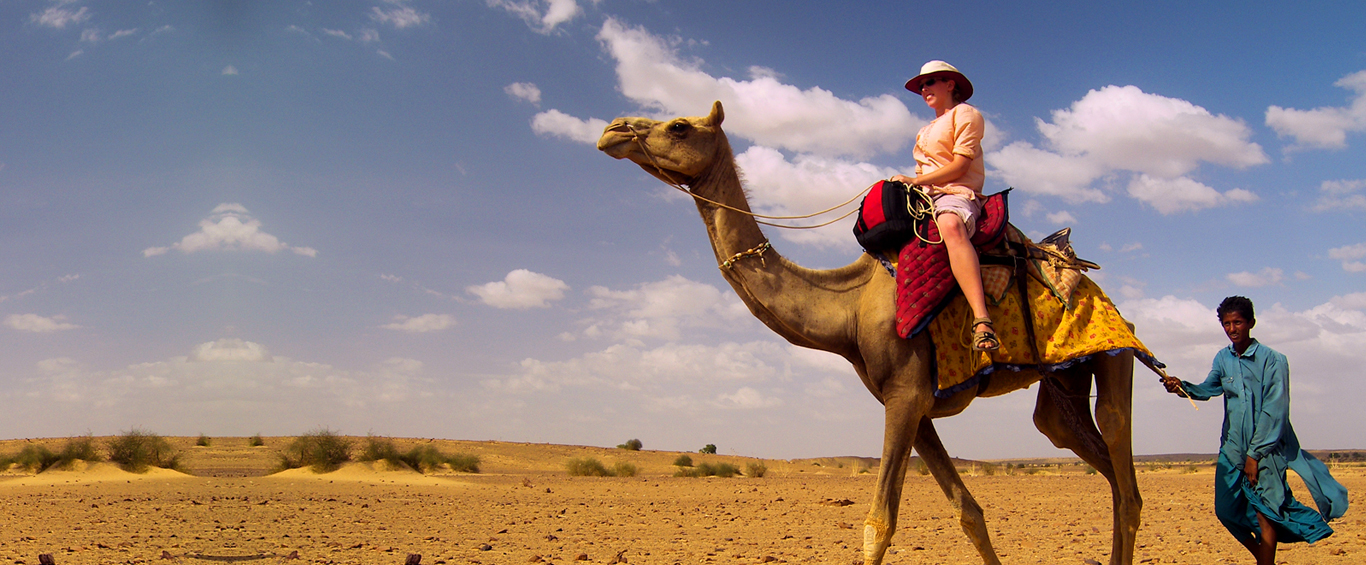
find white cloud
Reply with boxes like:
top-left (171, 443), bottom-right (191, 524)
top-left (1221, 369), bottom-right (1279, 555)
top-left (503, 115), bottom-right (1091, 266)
top-left (531, 109), bottom-right (608, 144)
top-left (222, 65), bottom-right (239, 76)
top-left (580, 275), bottom-right (750, 341)
top-left (30, 6), bottom-right (91, 29)
top-left (734, 146), bottom-right (899, 249)
top-left (595, 18), bottom-right (920, 159)
top-left (370, 3), bottom-right (430, 29)
top-left (80, 28), bottom-right (100, 43)
top-left (322, 28), bottom-right (352, 40)
top-left (4, 314), bottom-right (79, 333)
top-left (1310, 178), bottom-right (1366, 212)
top-left (990, 141), bottom-right (1109, 203)
top-left (1266, 70), bottom-right (1366, 151)
top-left (467, 269), bottom-right (568, 309)
top-left (714, 386), bottom-right (782, 409)
top-left (188, 338), bottom-right (274, 362)
top-left (142, 204), bottom-right (317, 258)
top-left (65, 50), bottom-right (83, 60)
top-left (381, 314), bottom-right (456, 333)
top-left (991, 86), bottom-right (1267, 212)
top-left (491, 340), bottom-right (788, 394)
top-left (1328, 242), bottom-right (1366, 273)
top-left (1046, 210), bottom-right (1076, 225)
top-left (487, 0), bottom-right (584, 34)
top-left (1126, 174), bottom-right (1258, 215)
top-left (109, 28), bottom-right (137, 40)
top-left (1332, 292), bottom-right (1366, 310)
top-left (1226, 267), bottom-right (1285, 288)
top-left (505, 82), bottom-right (542, 105)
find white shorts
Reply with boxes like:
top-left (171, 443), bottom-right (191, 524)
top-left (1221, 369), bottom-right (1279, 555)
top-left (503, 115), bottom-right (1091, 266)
top-left (932, 193), bottom-right (981, 238)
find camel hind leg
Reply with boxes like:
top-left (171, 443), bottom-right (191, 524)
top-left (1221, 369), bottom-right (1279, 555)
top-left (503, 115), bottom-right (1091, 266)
top-left (1033, 358), bottom-right (1141, 565)
top-left (915, 417), bottom-right (1001, 565)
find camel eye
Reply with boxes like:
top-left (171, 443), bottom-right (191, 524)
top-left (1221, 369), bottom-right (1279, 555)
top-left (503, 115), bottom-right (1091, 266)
top-left (667, 121), bottom-right (691, 134)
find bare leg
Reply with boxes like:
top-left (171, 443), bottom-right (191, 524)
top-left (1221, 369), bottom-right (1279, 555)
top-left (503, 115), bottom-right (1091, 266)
top-left (937, 212), bottom-right (990, 327)
top-left (1255, 512), bottom-right (1278, 565)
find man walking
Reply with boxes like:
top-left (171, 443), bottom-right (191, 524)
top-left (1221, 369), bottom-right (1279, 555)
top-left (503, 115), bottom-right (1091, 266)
top-left (1162, 296), bottom-right (1348, 564)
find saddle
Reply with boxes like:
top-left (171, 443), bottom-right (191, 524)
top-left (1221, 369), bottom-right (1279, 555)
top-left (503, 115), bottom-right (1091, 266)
top-left (893, 190), bottom-right (1100, 339)
top-left (894, 190), bottom-right (1009, 338)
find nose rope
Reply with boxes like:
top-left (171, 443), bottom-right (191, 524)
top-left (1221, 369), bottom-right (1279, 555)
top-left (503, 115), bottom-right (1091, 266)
top-left (625, 124), bottom-right (866, 230)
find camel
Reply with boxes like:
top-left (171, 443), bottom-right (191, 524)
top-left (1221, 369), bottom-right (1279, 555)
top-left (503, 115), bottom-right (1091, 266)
top-left (597, 101), bottom-right (1143, 565)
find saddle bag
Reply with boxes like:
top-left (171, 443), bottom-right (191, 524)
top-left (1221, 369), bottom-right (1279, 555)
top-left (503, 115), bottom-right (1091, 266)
top-left (853, 180), bottom-right (921, 253)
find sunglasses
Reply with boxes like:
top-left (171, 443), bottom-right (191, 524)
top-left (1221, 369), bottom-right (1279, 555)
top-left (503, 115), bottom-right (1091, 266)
top-left (921, 77), bottom-right (950, 89)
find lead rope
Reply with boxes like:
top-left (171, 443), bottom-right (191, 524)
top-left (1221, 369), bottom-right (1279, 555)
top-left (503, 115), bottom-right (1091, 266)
top-left (627, 124), bottom-right (866, 230)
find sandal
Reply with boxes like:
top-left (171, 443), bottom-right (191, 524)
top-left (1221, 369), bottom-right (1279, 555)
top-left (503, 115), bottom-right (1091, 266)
top-left (971, 318), bottom-right (1000, 352)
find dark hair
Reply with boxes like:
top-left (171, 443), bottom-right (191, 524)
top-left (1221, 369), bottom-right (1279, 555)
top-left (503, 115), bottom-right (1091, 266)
top-left (1216, 296), bottom-right (1255, 321)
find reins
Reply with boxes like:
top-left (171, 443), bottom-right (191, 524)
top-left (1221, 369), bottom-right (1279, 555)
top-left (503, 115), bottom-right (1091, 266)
top-left (626, 124), bottom-right (866, 230)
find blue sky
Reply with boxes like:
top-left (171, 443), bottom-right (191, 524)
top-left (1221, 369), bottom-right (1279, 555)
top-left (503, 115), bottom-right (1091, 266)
top-left (2, 0), bottom-right (1364, 460)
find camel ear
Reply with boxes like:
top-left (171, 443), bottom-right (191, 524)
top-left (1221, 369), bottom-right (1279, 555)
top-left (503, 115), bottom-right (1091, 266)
top-left (708, 101), bottom-right (724, 126)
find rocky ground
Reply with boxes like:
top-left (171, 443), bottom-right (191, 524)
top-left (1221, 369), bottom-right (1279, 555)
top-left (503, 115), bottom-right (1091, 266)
top-left (1, 437), bottom-right (1361, 564)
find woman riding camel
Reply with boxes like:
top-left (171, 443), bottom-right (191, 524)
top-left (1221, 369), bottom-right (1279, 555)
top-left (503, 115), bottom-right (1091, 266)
top-left (892, 60), bottom-right (996, 351)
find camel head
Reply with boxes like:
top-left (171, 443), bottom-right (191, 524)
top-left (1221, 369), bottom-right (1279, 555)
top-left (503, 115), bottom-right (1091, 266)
top-left (597, 101), bottom-right (729, 187)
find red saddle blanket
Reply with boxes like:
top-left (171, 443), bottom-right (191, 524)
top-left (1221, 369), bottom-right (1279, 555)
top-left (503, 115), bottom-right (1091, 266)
top-left (896, 191), bottom-right (1010, 338)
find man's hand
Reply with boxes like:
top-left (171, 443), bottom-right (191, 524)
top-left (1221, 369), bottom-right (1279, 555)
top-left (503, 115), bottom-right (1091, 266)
top-left (1244, 456), bottom-right (1259, 485)
top-left (1161, 375), bottom-right (1185, 395)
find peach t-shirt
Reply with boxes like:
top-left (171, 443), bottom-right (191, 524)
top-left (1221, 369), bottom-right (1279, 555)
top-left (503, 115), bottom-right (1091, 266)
top-left (913, 103), bottom-right (985, 200)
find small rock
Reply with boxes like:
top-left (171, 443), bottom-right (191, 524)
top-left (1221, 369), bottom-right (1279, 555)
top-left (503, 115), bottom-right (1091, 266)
top-left (478, 544), bottom-right (493, 551)
top-left (1084, 559), bottom-right (1101, 565)
top-left (576, 553), bottom-right (589, 561)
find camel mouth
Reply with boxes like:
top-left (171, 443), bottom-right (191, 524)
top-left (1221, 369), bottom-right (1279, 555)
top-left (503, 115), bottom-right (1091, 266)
top-left (596, 132), bottom-right (635, 157)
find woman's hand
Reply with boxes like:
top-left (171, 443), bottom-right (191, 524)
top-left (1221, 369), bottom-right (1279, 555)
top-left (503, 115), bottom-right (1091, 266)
top-left (891, 174), bottom-right (916, 185)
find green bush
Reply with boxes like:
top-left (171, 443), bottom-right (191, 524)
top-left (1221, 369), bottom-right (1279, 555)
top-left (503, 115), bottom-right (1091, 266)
top-left (107, 429), bottom-right (183, 473)
top-left (675, 462), bottom-right (741, 478)
top-left (566, 457), bottom-right (612, 477)
top-left (355, 437), bottom-right (480, 474)
top-left (914, 458), bottom-right (930, 476)
top-left (358, 435), bottom-right (404, 466)
top-left (277, 428), bottom-right (352, 473)
top-left (13, 445), bottom-right (59, 473)
top-left (673, 455), bottom-right (694, 467)
top-left (612, 462), bottom-right (639, 477)
top-left (617, 438), bottom-right (643, 451)
top-left (196, 434), bottom-right (211, 447)
top-left (248, 434), bottom-right (265, 447)
top-left (746, 462), bottom-right (767, 478)
top-left (445, 453), bottom-right (481, 473)
top-left (699, 444), bottom-right (717, 454)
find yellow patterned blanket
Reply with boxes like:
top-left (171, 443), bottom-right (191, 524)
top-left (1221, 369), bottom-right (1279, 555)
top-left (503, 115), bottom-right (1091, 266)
top-left (928, 274), bottom-right (1161, 396)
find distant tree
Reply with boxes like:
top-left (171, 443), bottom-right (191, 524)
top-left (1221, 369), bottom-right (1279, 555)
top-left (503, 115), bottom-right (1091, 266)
top-left (617, 438), bottom-right (643, 451)
top-left (699, 444), bottom-right (717, 454)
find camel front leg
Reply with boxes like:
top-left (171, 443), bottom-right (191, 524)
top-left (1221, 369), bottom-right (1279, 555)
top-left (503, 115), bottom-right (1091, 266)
top-left (863, 390), bottom-right (929, 565)
top-left (916, 418), bottom-right (1001, 565)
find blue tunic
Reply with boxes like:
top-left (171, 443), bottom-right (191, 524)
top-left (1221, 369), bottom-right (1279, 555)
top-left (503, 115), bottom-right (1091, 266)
top-left (1180, 340), bottom-right (1348, 544)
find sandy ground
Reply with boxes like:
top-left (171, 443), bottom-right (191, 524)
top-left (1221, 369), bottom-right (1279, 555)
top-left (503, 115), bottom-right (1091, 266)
top-left (1, 437), bottom-right (1362, 565)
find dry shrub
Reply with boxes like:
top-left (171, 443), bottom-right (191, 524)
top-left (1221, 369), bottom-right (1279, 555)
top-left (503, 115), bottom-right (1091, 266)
top-left (566, 457), bottom-right (612, 476)
top-left (248, 434), bottom-right (265, 447)
top-left (195, 434), bottom-right (211, 447)
top-left (277, 428), bottom-right (352, 473)
top-left (673, 455), bottom-right (694, 467)
top-left (612, 462), bottom-right (639, 477)
top-left (356, 437), bottom-right (480, 474)
top-left (675, 462), bottom-right (740, 478)
top-left (746, 462), bottom-right (767, 478)
top-left (107, 429), bottom-right (183, 473)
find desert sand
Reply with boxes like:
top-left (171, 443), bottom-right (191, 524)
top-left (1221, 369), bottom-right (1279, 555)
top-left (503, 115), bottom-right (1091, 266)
top-left (1, 436), bottom-right (1362, 565)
